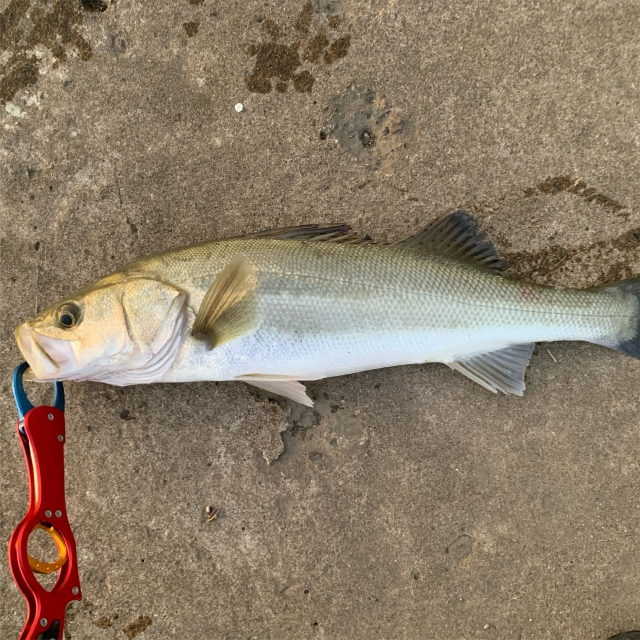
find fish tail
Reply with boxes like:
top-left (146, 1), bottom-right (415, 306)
top-left (597, 278), bottom-right (640, 358)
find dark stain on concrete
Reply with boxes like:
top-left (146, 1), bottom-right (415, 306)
top-left (93, 616), bottom-right (113, 629)
top-left (286, 403), bottom-right (322, 438)
top-left (183, 20), bottom-right (199, 37)
top-left (314, 0), bottom-right (342, 15)
top-left (525, 175), bottom-right (626, 212)
top-left (503, 226), bottom-right (640, 286)
top-left (246, 39), bottom-right (307, 93)
top-left (323, 34), bottom-right (350, 63)
top-left (122, 615), bottom-right (152, 639)
top-left (331, 84), bottom-right (413, 170)
top-left (303, 31), bottom-right (330, 63)
top-left (295, 0), bottom-right (314, 34)
top-left (109, 32), bottom-right (128, 57)
top-left (245, 2), bottom-right (350, 94)
top-left (0, 0), bottom-right (94, 106)
top-left (187, 0), bottom-right (204, 4)
top-left (446, 534), bottom-right (474, 564)
top-left (80, 0), bottom-right (108, 11)
top-left (292, 69), bottom-right (315, 93)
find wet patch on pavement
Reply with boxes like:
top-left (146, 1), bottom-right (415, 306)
top-left (1, 0), bottom-right (98, 107)
top-left (330, 83), bottom-right (413, 170)
top-left (524, 175), bottom-right (626, 213)
top-left (245, 1), bottom-right (350, 94)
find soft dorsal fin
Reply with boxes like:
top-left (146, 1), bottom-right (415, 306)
top-left (240, 224), bottom-right (373, 245)
top-left (446, 343), bottom-right (535, 396)
top-left (392, 210), bottom-right (506, 272)
top-left (192, 256), bottom-right (258, 348)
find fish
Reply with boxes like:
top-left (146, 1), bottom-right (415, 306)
top-left (14, 210), bottom-right (640, 407)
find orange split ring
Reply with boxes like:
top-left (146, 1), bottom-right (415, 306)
top-left (27, 523), bottom-right (68, 575)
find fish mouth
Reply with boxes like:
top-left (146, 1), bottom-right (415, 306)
top-left (15, 322), bottom-right (86, 381)
top-left (16, 324), bottom-right (96, 382)
top-left (15, 324), bottom-right (63, 380)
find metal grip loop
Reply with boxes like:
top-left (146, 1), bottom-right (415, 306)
top-left (12, 362), bottom-right (65, 420)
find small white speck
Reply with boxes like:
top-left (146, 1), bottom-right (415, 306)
top-left (70, 130), bottom-right (78, 138)
top-left (197, 77), bottom-right (205, 87)
top-left (235, 102), bottom-right (244, 112)
top-left (5, 102), bottom-right (25, 118)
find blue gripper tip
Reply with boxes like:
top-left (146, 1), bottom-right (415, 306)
top-left (12, 362), bottom-right (65, 420)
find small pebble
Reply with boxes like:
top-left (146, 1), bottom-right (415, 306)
top-left (234, 103), bottom-right (244, 113)
top-left (205, 506), bottom-right (220, 523)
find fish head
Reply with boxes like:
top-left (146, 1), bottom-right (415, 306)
top-left (15, 274), bottom-right (188, 384)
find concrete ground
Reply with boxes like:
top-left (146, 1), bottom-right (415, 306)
top-left (1, 0), bottom-right (640, 637)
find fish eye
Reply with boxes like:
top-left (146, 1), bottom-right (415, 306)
top-left (56, 302), bottom-right (82, 329)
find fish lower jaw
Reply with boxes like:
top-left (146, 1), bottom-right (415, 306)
top-left (15, 324), bottom-right (61, 378)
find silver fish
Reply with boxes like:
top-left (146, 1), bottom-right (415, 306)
top-left (15, 211), bottom-right (640, 406)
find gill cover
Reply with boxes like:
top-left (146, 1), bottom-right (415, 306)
top-left (114, 278), bottom-right (189, 383)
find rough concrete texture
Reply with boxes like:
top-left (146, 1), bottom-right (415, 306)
top-left (1, 0), bottom-right (640, 637)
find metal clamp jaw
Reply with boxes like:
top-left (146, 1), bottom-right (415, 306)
top-left (8, 363), bottom-right (81, 640)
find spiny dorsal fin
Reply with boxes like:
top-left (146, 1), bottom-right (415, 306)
top-left (192, 256), bottom-right (258, 348)
top-left (392, 210), bottom-right (506, 272)
top-left (240, 224), bottom-right (373, 245)
top-left (446, 343), bottom-right (535, 396)
top-left (237, 375), bottom-right (314, 407)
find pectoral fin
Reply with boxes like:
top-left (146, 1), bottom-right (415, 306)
top-left (446, 343), bottom-right (535, 396)
top-left (237, 375), bottom-right (314, 407)
top-left (192, 256), bottom-right (258, 348)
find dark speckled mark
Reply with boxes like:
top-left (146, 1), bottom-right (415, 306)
top-left (295, 0), bottom-right (313, 34)
top-left (323, 34), bottom-right (350, 63)
top-left (262, 18), bottom-right (281, 40)
top-left (94, 617), bottom-right (112, 629)
top-left (246, 41), bottom-right (308, 93)
top-left (303, 31), bottom-right (330, 63)
top-left (122, 616), bottom-right (152, 639)
top-left (525, 176), bottom-right (626, 212)
top-left (245, 2), bottom-right (350, 94)
top-left (503, 226), bottom-right (640, 286)
top-left (1, 0), bottom-right (95, 105)
top-left (446, 534), bottom-right (474, 564)
top-left (80, 0), bottom-right (108, 11)
top-left (292, 70), bottom-right (314, 92)
top-left (183, 20), bottom-right (199, 37)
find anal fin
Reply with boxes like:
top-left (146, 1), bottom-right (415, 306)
top-left (446, 343), bottom-right (535, 396)
top-left (238, 375), bottom-right (314, 407)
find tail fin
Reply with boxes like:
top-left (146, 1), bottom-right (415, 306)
top-left (601, 278), bottom-right (640, 358)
